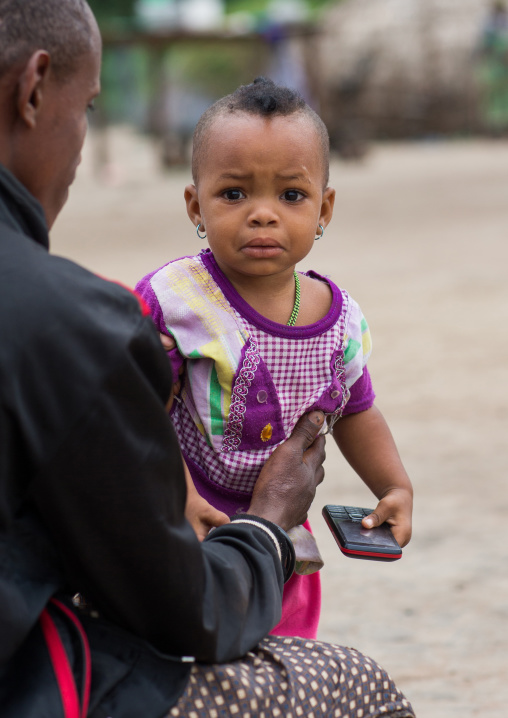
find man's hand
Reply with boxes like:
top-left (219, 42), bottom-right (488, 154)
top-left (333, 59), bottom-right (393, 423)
top-left (247, 411), bottom-right (326, 532)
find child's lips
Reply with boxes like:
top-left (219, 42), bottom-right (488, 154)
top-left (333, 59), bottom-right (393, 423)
top-left (241, 238), bottom-right (284, 258)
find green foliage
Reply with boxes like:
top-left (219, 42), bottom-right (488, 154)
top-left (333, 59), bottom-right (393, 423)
top-left (87, 0), bottom-right (336, 25)
top-left (87, 0), bottom-right (136, 22)
top-left (306, 0), bottom-right (336, 11)
top-left (224, 0), bottom-right (334, 15)
top-left (90, 0), bottom-right (342, 127)
top-left (224, 0), bottom-right (269, 12)
top-left (167, 44), bottom-right (267, 98)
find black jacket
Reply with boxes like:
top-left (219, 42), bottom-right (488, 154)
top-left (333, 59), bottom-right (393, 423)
top-left (0, 164), bottom-right (287, 715)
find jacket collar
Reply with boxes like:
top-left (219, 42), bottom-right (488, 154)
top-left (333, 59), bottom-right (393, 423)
top-left (0, 163), bottom-right (49, 250)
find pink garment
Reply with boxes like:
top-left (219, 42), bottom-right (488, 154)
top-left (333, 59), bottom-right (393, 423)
top-left (185, 455), bottom-right (321, 638)
top-left (270, 520), bottom-right (321, 638)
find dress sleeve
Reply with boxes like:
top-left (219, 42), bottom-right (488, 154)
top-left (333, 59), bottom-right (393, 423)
top-left (135, 268), bottom-right (168, 334)
top-left (29, 273), bottom-right (285, 664)
top-left (342, 298), bottom-right (375, 415)
top-left (135, 268), bottom-right (185, 380)
top-left (342, 365), bottom-right (375, 416)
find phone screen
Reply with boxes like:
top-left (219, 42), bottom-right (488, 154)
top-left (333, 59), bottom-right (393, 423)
top-left (338, 520), bottom-right (399, 549)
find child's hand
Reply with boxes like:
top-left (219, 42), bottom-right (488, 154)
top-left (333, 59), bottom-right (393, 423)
top-left (160, 332), bottom-right (176, 353)
top-left (182, 456), bottom-right (230, 541)
top-left (186, 490), bottom-right (230, 541)
top-left (160, 333), bottom-right (184, 411)
top-left (362, 487), bottom-right (413, 548)
top-left (333, 406), bottom-right (413, 548)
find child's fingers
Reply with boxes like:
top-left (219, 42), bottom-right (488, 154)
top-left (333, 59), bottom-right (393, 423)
top-left (190, 511), bottom-right (230, 542)
top-left (390, 523), bottom-right (412, 548)
top-left (362, 509), bottom-right (404, 547)
top-left (361, 496), bottom-right (395, 529)
top-left (362, 497), bottom-right (412, 547)
top-left (362, 508), bottom-right (383, 530)
top-left (160, 333), bottom-right (176, 352)
top-left (201, 505), bottom-right (230, 528)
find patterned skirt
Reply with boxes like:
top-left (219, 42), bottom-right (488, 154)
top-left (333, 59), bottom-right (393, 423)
top-left (169, 635), bottom-right (415, 718)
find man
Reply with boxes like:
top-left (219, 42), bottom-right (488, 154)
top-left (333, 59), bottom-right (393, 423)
top-left (0, 2), bottom-right (415, 716)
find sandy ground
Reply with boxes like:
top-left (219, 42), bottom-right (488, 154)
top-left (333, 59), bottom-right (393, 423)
top-left (52, 129), bottom-right (508, 717)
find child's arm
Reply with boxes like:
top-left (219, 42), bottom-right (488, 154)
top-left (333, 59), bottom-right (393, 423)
top-left (158, 334), bottom-right (230, 538)
top-left (332, 405), bottom-right (413, 547)
top-left (182, 457), bottom-right (230, 541)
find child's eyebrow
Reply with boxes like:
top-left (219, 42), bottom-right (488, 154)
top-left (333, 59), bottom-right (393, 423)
top-left (275, 172), bottom-right (311, 184)
top-left (217, 171), bottom-right (311, 183)
top-left (218, 172), bottom-right (252, 181)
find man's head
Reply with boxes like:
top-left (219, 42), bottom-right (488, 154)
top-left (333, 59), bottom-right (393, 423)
top-left (191, 77), bottom-right (330, 189)
top-left (0, 0), bottom-right (95, 80)
top-left (0, 0), bottom-right (101, 228)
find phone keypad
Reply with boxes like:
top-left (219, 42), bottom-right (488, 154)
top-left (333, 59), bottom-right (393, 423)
top-left (326, 506), bottom-right (373, 522)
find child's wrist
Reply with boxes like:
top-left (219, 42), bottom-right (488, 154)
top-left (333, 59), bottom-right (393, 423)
top-left (379, 483), bottom-right (413, 502)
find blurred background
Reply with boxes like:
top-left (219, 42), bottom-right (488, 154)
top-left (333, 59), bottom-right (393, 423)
top-left (52, 2), bottom-right (508, 717)
top-left (85, 0), bottom-right (508, 168)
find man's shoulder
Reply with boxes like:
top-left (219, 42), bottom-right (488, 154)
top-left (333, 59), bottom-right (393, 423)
top-left (4, 235), bottom-right (138, 322)
top-left (0, 230), bottom-right (167, 435)
top-left (0, 231), bottom-right (150, 377)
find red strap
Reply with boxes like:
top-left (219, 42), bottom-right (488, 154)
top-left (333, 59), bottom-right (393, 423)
top-left (51, 599), bottom-right (92, 718)
top-left (40, 608), bottom-right (81, 718)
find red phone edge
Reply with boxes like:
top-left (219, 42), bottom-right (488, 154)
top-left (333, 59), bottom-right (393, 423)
top-left (339, 546), bottom-right (402, 560)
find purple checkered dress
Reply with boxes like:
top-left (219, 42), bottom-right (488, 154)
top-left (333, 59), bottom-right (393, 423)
top-left (137, 249), bottom-right (375, 515)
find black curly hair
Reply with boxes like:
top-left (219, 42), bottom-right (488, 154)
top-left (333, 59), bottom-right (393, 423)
top-left (192, 77), bottom-right (330, 187)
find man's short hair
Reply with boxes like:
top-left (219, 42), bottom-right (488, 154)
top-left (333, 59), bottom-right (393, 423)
top-left (192, 77), bottom-right (330, 188)
top-left (0, 0), bottom-right (93, 81)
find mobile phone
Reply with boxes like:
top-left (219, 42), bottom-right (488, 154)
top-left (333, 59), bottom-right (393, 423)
top-left (322, 505), bottom-right (402, 562)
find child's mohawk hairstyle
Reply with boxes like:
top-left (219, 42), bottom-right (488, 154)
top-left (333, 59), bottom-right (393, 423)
top-left (229, 76), bottom-right (306, 116)
top-left (192, 76), bottom-right (330, 187)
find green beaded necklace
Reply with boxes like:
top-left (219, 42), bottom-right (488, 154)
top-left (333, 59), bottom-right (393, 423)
top-left (287, 271), bottom-right (301, 327)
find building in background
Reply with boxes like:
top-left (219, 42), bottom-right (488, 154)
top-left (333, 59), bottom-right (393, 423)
top-left (319, 0), bottom-right (508, 146)
top-left (92, 0), bottom-right (322, 168)
top-left (89, 0), bottom-right (508, 171)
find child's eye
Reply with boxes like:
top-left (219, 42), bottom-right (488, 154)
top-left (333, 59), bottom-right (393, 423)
top-left (281, 190), bottom-right (304, 202)
top-left (222, 189), bottom-right (245, 201)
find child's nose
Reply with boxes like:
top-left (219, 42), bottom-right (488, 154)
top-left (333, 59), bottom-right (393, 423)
top-left (247, 201), bottom-right (279, 226)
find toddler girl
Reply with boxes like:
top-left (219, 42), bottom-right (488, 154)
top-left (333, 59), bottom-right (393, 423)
top-left (136, 77), bottom-right (413, 638)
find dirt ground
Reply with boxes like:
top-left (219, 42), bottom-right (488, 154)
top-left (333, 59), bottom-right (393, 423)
top-left (52, 129), bottom-right (508, 718)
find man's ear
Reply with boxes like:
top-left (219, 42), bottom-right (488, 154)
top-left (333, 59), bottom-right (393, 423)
top-left (17, 51), bottom-right (51, 129)
top-left (184, 183), bottom-right (203, 229)
top-left (319, 186), bottom-right (336, 230)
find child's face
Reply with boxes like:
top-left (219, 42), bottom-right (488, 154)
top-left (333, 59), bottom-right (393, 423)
top-left (185, 113), bottom-right (335, 285)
